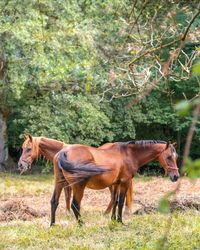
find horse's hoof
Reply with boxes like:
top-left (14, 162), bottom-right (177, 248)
top-left (111, 216), bottom-right (116, 221)
top-left (124, 208), bottom-right (132, 215)
top-left (78, 220), bottom-right (84, 227)
top-left (117, 220), bottom-right (128, 227)
top-left (121, 222), bottom-right (128, 227)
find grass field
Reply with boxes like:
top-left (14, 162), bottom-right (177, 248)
top-left (0, 173), bottom-right (200, 250)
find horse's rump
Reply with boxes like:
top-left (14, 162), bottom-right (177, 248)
top-left (58, 151), bottom-right (111, 183)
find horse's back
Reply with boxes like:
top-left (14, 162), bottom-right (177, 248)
top-left (99, 143), bottom-right (114, 149)
top-left (61, 144), bottom-right (94, 163)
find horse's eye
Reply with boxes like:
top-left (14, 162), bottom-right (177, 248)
top-left (26, 148), bottom-right (32, 152)
top-left (167, 155), bottom-right (172, 161)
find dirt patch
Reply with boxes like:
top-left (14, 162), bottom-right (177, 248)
top-left (0, 199), bottom-right (47, 222)
top-left (170, 198), bottom-right (200, 211)
top-left (133, 198), bottom-right (200, 214)
top-left (132, 177), bottom-right (200, 214)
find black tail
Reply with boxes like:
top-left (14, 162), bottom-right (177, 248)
top-left (58, 151), bottom-right (111, 182)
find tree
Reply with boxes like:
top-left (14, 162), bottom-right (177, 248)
top-left (0, 0), bottom-right (200, 170)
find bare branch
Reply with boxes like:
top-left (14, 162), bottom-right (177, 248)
top-left (126, 76), bottom-right (163, 109)
top-left (129, 6), bottom-right (200, 67)
top-left (182, 101), bottom-right (200, 166)
top-left (129, 37), bottom-right (181, 66)
top-left (158, 98), bottom-right (200, 249)
top-left (181, 5), bottom-right (200, 41)
top-left (131, 0), bottom-right (149, 27)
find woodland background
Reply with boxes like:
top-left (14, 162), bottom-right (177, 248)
top-left (0, 0), bottom-right (200, 172)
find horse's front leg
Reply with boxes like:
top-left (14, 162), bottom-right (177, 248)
top-left (111, 184), bottom-right (119, 221)
top-left (104, 186), bottom-right (114, 215)
top-left (71, 183), bottom-right (86, 226)
top-left (117, 181), bottom-right (130, 224)
top-left (50, 182), bottom-right (63, 226)
top-left (124, 180), bottom-right (133, 214)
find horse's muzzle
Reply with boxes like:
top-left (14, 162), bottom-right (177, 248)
top-left (17, 161), bottom-right (29, 174)
top-left (169, 174), bottom-right (179, 182)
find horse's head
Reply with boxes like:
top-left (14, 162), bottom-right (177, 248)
top-left (157, 142), bottom-right (180, 182)
top-left (17, 134), bottom-right (39, 174)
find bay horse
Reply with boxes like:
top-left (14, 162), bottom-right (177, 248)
top-left (52, 140), bottom-right (179, 225)
top-left (17, 135), bottom-right (133, 213)
top-left (17, 135), bottom-right (72, 211)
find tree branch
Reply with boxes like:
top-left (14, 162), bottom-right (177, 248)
top-left (129, 5), bottom-right (200, 67)
top-left (129, 38), bottom-right (181, 66)
top-left (126, 76), bottom-right (163, 108)
top-left (181, 5), bottom-right (200, 41)
top-left (182, 101), bottom-right (200, 166)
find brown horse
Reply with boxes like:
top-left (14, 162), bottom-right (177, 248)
top-left (17, 135), bottom-right (72, 211)
top-left (52, 140), bottom-right (179, 225)
top-left (17, 135), bottom-right (133, 213)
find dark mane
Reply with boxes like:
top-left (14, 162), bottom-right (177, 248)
top-left (126, 140), bottom-right (167, 146)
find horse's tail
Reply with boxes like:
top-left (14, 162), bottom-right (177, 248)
top-left (57, 151), bottom-right (111, 182)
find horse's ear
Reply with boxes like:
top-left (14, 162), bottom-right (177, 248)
top-left (23, 134), bottom-right (27, 140)
top-left (165, 141), bottom-right (170, 149)
top-left (27, 134), bottom-right (33, 142)
top-left (172, 142), bottom-right (177, 148)
top-left (23, 134), bottom-right (30, 140)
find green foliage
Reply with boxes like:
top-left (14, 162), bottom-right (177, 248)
top-left (9, 94), bottom-right (113, 147)
top-left (159, 197), bottom-right (170, 214)
top-left (175, 100), bottom-right (192, 117)
top-left (183, 157), bottom-right (200, 179)
top-left (192, 60), bottom-right (200, 75)
top-left (158, 192), bottom-right (174, 214)
top-left (0, 0), bottom-right (200, 171)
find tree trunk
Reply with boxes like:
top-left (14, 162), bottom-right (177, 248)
top-left (0, 111), bottom-right (8, 170)
top-left (0, 35), bottom-right (14, 171)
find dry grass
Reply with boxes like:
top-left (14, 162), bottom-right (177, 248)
top-left (1, 174), bottom-right (200, 221)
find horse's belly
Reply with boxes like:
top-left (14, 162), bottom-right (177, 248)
top-left (86, 174), bottom-right (115, 190)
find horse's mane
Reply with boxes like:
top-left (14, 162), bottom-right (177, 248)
top-left (124, 140), bottom-right (167, 146)
top-left (30, 137), bottom-right (41, 160)
top-left (128, 140), bottom-right (167, 145)
top-left (30, 136), bottom-right (66, 159)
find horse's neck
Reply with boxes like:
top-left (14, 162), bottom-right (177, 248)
top-left (131, 144), bottom-right (163, 171)
top-left (39, 138), bottom-right (65, 162)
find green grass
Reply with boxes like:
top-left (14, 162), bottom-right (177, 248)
top-left (0, 173), bottom-right (200, 250)
top-left (1, 211), bottom-right (199, 250)
top-left (0, 172), bottom-right (53, 196)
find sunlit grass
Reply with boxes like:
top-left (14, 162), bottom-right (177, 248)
top-left (0, 172), bottom-right (53, 196)
top-left (0, 172), bottom-right (155, 197)
top-left (0, 210), bottom-right (199, 250)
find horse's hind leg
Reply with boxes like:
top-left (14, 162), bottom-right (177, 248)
top-left (125, 180), bottom-right (133, 214)
top-left (71, 183), bottom-right (85, 226)
top-left (50, 164), bottom-right (67, 226)
top-left (50, 182), bottom-right (63, 226)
